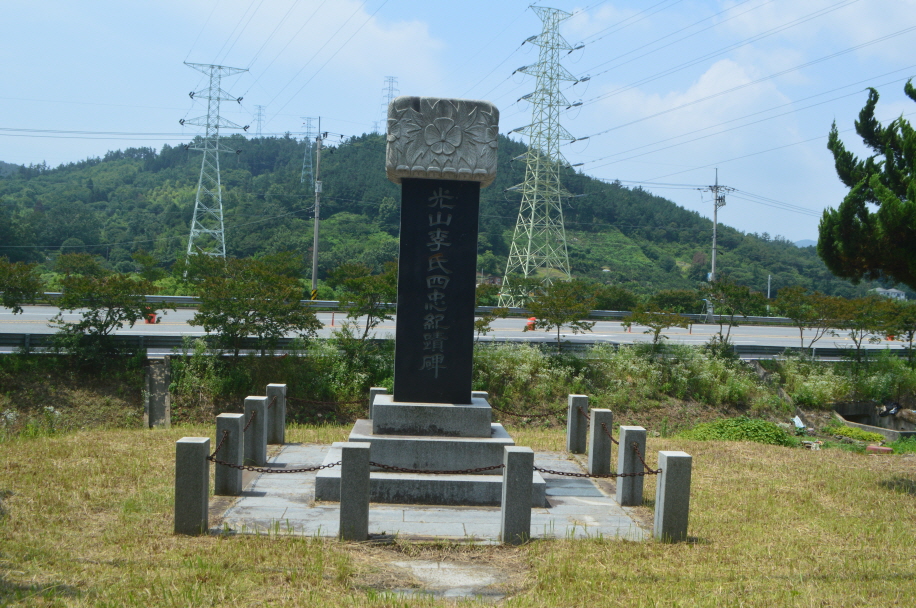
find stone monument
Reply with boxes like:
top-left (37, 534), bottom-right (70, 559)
top-left (316, 96), bottom-right (546, 506)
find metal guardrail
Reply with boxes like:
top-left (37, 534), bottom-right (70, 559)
top-left (0, 332), bottom-right (908, 359)
top-left (33, 293), bottom-right (795, 325)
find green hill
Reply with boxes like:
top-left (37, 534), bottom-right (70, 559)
top-left (0, 134), bottom-right (887, 298)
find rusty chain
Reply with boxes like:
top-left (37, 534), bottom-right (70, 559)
top-left (210, 459), bottom-right (342, 474)
top-left (208, 429), bottom-right (230, 459)
top-left (242, 408), bottom-right (257, 432)
top-left (601, 422), bottom-right (619, 446)
top-left (631, 441), bottom-right (661, 475)
top-left (533, 465), bottom-right (658, 479)
top-left (287, 396), bottom-right (365, 406)
top-left (489, 403), bottom-right (560, 420)
top-left (267, 395), bottom-right (277, 410)
top-left (370, 462), bottom-right (505, 475)
top-left (578, 405), bottom-right (591, 421)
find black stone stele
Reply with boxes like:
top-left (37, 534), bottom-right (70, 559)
top-left (393, 178), bottom-right (480, 404)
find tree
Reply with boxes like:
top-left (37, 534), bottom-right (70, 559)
top-left (524, 279), bottom-right (596, 350)
top-left (649, 289), bottom-right (701, 314)
top-left (774, 286), bottom-right (843, 349)
top-left (0, 257), bottom-right (42, 313)
top-left (327, 261), bottom-right (397, 341)
top-left (51, 253), bottom-right (162, 358)
top-left (593, 284), bottom-right (639, 311)
top-left (623, 304), bottom-right (690, 347)
top-left (820, 81), bottom-right (916, 289)
top-left (700, 278), bottom-right (766, 351)
top-left (833, 295), bottom-right (891, 364)
top-left (881, 298), bottom-right (916, 366)
top-left (189, 254), bottom-right (322, 356)
top-left (474, 285), bottom-right (508, 342)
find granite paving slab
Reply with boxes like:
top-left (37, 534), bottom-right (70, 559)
top-left (211, 443), bottom-right (648, 542)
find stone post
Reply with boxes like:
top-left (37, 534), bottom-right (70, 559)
top-left (500, 446), bottom-right (534, 545)
top-left (566, 395), bottom-right (589, 454)
top-left (144, 357), bottom-right (171, 428)
top-left (471, 390), bottom-right (489, 401)
top-left (368, 387), bottom-right (387, 419)
top-left (214, 414), bottom-right (244, 496)
top-left (616, 426), bottom-right (647, 506)
top-left (654, 450), bottom-right (692, 543)
top-left (339, 442), bottom-right (371, 541)
top-left (386, 95), bottom-right (499, 405)
top-left (266, 384), bottom-right (287, 444)
top-left (174, 437), bottom-right (209, 535)
top-left (243, 396), bottom-right (268, 467)
top-left (587, 408), bottom-right (613, 475)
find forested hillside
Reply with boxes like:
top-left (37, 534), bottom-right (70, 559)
top-left (0, 134), bottom-right (885, 298)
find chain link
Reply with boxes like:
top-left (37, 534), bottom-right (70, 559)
top-left (631, 441), bottom-right (661, 475)
top-left (578, 405), bottom-right (591, 421)
top-left (242, 408), bottom-right (257, 432)
top-left (267, 395), bottom-right (277, 410)
top-left (533, 465), bottom-right (657, 479)
top-left (287, 396), bottom-right (364, 406)
top-left (209, 429), bottom-right (230, 459)
top-left (601, 422), bottom-right (619, 446)
top-left (489, 403), bottom-right (560, 420)
top-left (209, 458), bottom-right (343, 474)
top-left (370, 462), bottom-right (505, 475)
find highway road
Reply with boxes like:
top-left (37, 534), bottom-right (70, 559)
top-left (1, 305), bottom-right (904, 351)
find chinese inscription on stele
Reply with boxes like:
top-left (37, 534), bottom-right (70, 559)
top-left (386, 96), bottom-right (498, 405)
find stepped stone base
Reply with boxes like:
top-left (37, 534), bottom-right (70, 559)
top-left (348, 419), bottom-right (511, 472)
top-left (315, 442), bottom-right (547, 506)
top-left (315, 395), bottom-right (546, 507)
top-left (371, 394), bottom-right (492, 437)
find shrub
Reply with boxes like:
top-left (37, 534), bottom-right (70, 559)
top-left (780, 355), bottom-right (851, 409)
top-left (889, 437), bottom-right (916, 454)
top-left (825, 423), bottom-right (885, 443)
top-left (678, 416), bottom-right (799, 447)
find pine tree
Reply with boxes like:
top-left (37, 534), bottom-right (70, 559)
top-left (820, 81), bottom-right (916, 289)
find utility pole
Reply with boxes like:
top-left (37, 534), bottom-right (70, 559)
top-left (767, 274), bottom-right (772, 299)
top-left (704, 169), bottom-right (732, 282)
top-left (310, 119), bottom-right (323, 297)
top-left (499, 6), bottom-right (580, 307)
top-left (181, 62), bottom-right (249, 259)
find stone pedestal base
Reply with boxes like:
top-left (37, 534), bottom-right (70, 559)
top-left (315, 397), bottom-right (546, 507)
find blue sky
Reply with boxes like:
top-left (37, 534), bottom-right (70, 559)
top-left (2, 0), bottom-right (915, 241)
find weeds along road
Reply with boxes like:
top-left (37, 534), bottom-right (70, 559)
top-left (1, 305), bottom-right (904, 352)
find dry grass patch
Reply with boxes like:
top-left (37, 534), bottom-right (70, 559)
top-left (1, 425), bottom-right (915, 606)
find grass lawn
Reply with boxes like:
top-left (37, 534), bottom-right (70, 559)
top-left (1, 424), bottom-right (914, 606)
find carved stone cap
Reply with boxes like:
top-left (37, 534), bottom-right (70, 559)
top-left (386, 96), bottom-right (499, 187)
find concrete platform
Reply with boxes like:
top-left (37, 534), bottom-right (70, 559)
top-left (315, 442), bottom-right (547, 506)
top-left (212, 443), bottom-right (648, 542)
top-left (371, 394), bottom-right (492, 437)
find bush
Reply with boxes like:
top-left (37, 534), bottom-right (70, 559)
top-left (473, 343), bottom-right (585, 415)
top-left (678, 416), bottom-right (799, 447)
top-left (780, 355), bottom-right (851, 409)
top-left (889, 437), bottom-right (916, 454)
top-left (825, 423), bottom-right (885, 443)
top-left (584, 343), bottom-right (767, 409)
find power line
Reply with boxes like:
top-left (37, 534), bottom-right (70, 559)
top-left (579, 69), bottom-right (916, 171)
top-left (579, 0), bottom-right (866, 109)
top-left (581, 0), bottom-right (771, 78)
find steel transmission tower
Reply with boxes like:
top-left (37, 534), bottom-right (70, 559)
top-left (181, 62), bottom-right (248, 258)
top-left (375, 76), bottom-right (399, 133)
top-left (498, 7), bottom-right (578, 307)
top-left (254, 105), bottom-right (265, 136)
top-left (300, 117), bottom-right (316, 187)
